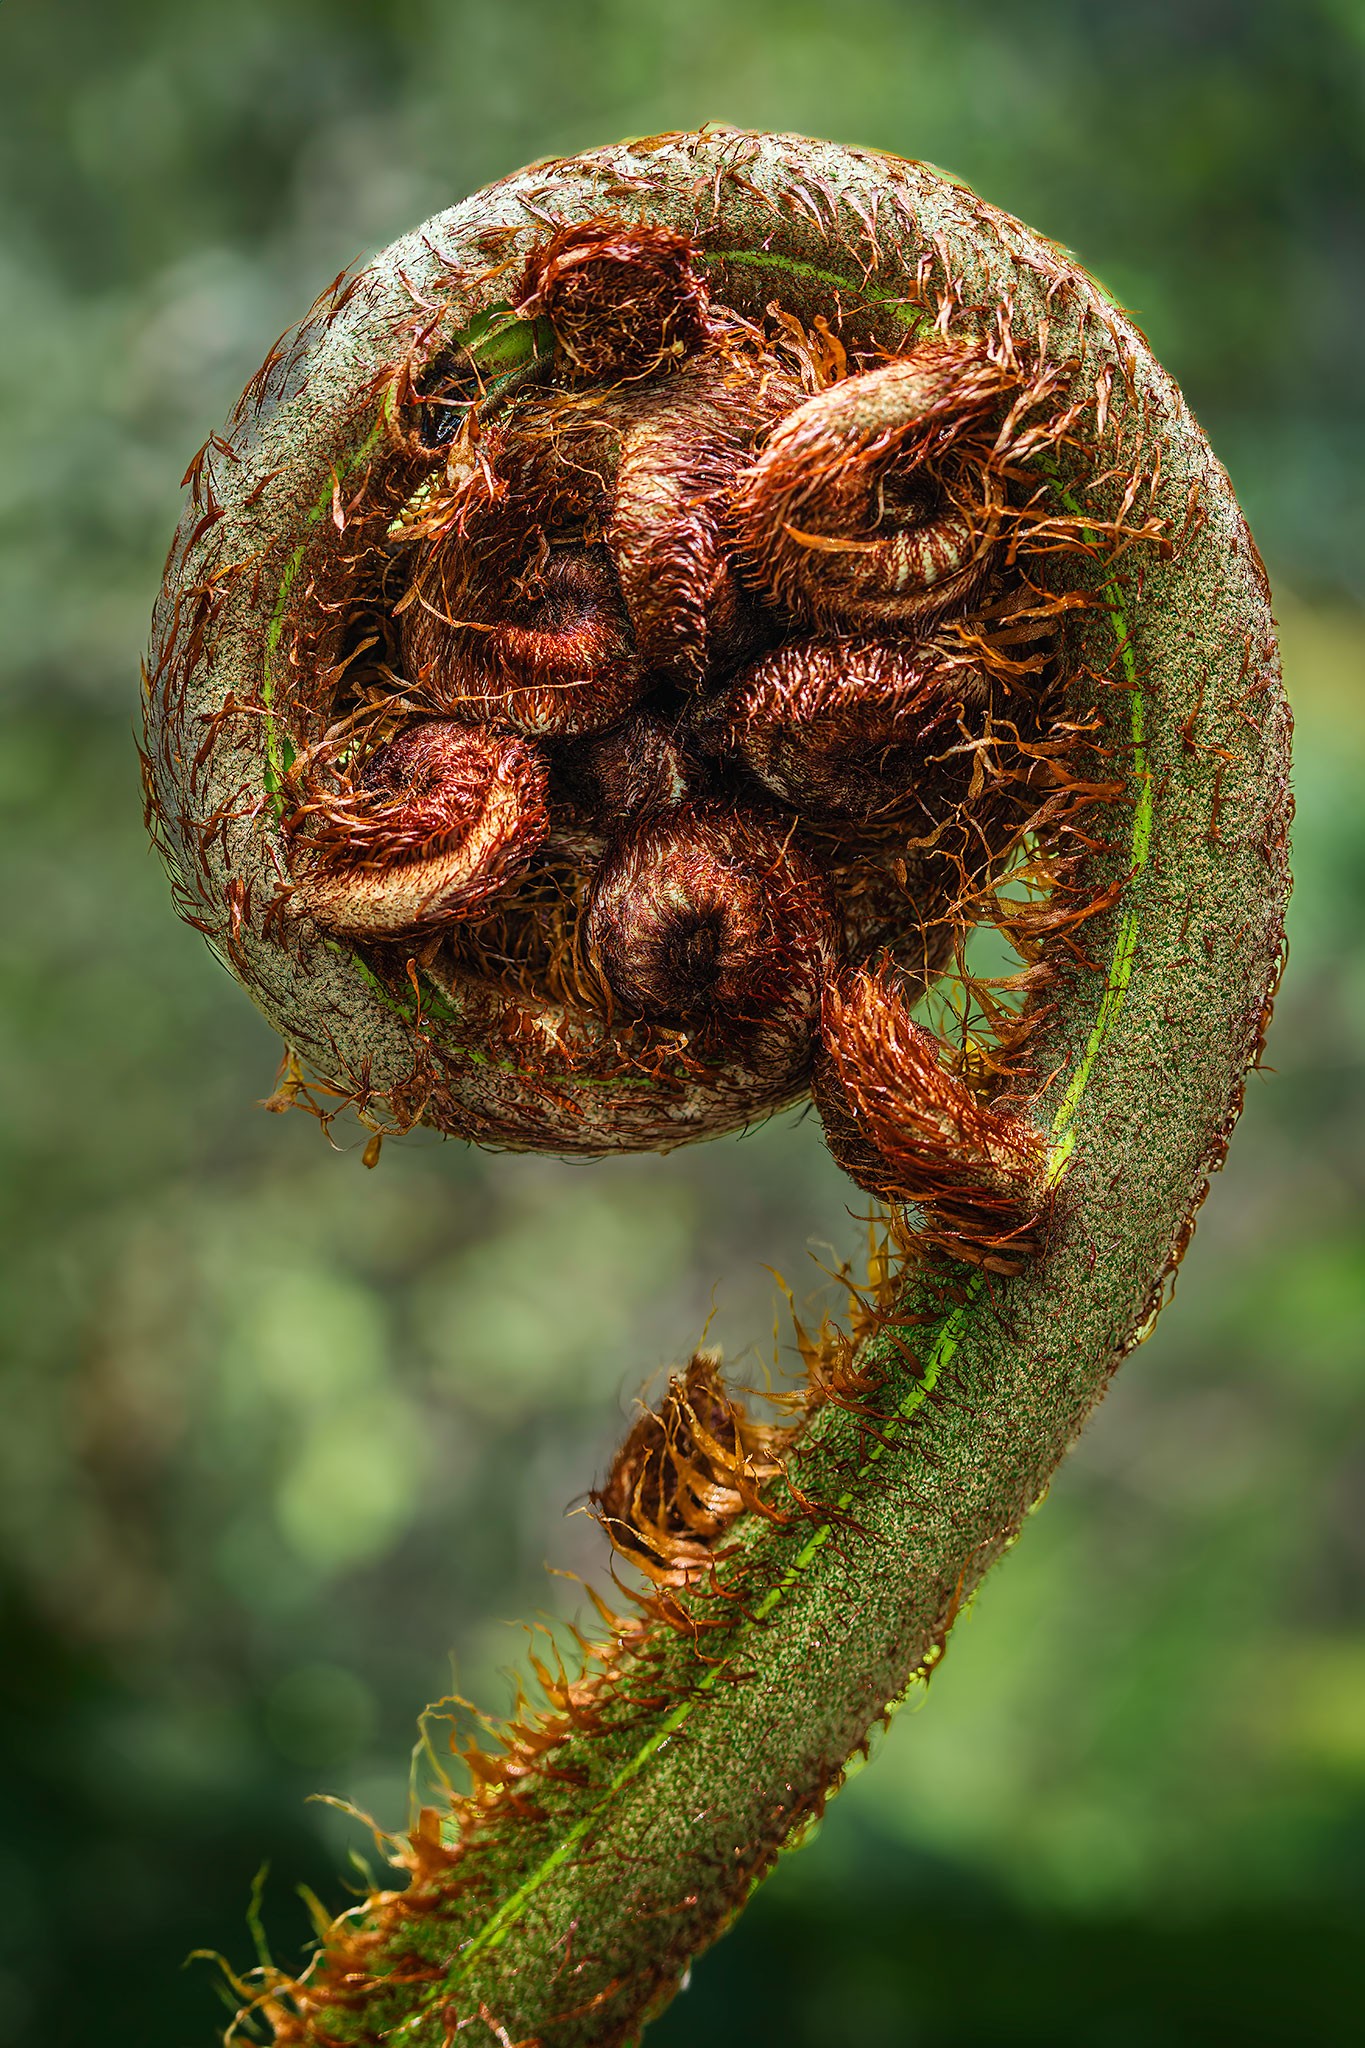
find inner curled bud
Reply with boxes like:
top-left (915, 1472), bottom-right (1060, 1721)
top-left (289, 722), bottom-right (549, 938)
top-left (556, 714), bottom-right (693, 828)
top-left (608, 361), bottom-right (799, 685)
top-left (587, 805), bottom-right (835, 1038)
top-left (401, 548), bottom-right (646, 737)
top-left (714, 639), bottom-right (980, 824)
top-left (514, 220), bottom-right (713, 380)
top-left (732, 345), bottom-right (1017, 629)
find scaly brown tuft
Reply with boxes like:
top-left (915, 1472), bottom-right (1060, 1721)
top-left (515, 219), bottom-right (714, 379)
top-left (817, 961), bottom-right (1048, 1272)
top-left (592, 1353), bottom-right (795, 1586)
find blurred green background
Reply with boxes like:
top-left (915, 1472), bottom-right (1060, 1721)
top-left (2, 3), bottom-right (1362, 2043)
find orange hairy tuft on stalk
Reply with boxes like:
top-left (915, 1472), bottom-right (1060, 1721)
top-left (591, 1354), bottom-right (796, 1586)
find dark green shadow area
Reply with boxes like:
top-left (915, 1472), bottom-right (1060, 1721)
top-left (650, 1869), bottom-right (1359, 2048)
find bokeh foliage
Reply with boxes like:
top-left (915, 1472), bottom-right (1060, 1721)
top-left (1, 4), bottom-right (1362, 2044)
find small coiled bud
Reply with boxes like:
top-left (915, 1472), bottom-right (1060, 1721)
top-left (514, 219), bottom-right (714, 380)
top-left (557, 713), bottom-right (694, 827)
top-left (712, 638), bottom-right (979, 824)
top-left (587, 805), bottom-right (835, 1047)
top-left (401, 548), bottom-right (646, 736)
top-left (289, 722), bottom-right (549, 939)
top-left (732, 346), bottom-right (1017, 628)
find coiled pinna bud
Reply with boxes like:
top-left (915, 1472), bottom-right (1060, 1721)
top-left (731, 343), bottom-right (1018, 627)
top-left (143, 130), bottom-right (1289, 2048)
top-left (400, 545), bottom-right (648, 737)
top-left (712, 638), bottom-right (981, 824)
top-left (289, 722), bottom-right (549, 937)
top-left (607, 360), bottom-right (792, 685)
top-left (587, 804), bottom-right (835, 1099)
top-left (513, 217), bottom-right (715, 379)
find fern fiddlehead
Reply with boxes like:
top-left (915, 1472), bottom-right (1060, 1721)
top-left (142, 129), bottom-right (1291, 2047)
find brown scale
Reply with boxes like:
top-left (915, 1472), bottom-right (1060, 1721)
top-left (819, 845), bottom-right (959, 987)
top-left (438, 855), bottom-right (597, 1016)
top-left (815, 962), bottom-right (1046, 1273)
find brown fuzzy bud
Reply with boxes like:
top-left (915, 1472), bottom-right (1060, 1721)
top-left (587, 804), bottom-right (835, 1049)
top-left (514, 220), bottom-right (713, 380)
top-left (289, 722), bottom-right (549, 939)
top-left (732, 344), bottom-right (1019, 628)
top-left (401, 547), bottom-right (647, 737)
top-left (816, 962), bottom-right (1046, 1268)
top-left (155, 176), bottom-right (1138, 1177)
top-left (557, 713), bottom-right (694, 826)
top-left (713, 637), bottom-right (982, 824)
top-left (608, 358), bottom-right (799, 685)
